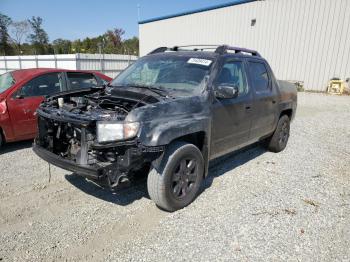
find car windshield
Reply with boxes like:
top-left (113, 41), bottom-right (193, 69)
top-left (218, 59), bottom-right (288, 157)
top-left (111, 55), bottom-right (214, 96)
top-left (0, 72), bottom-right (15, 94)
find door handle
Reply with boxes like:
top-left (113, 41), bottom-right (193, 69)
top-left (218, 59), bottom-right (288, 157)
top-left (245, 105), bottom-right (252, 110)
top-left (24, 109), bottom-right (32, 114)
top-left (272, 100), bottom-right (276, 104)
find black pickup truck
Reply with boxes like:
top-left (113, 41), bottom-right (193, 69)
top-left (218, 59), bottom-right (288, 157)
top-left (33, 45), bottom-right (297, 211)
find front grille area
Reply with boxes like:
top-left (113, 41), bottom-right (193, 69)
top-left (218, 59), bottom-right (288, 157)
top-left (37, 116), bottom-right (96, 165)
top-left (35, 114), bottom-right (164, 186)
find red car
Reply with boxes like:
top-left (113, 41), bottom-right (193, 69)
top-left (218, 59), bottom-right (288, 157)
top-left (0, 68), bottom-right (112, 148)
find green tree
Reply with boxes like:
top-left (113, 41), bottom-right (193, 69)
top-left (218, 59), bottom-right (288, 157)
top-left (27, 16), bottom-right (49, 54)
top-left (0, 13), bottom-right (14, 55)
top-left (20, 43), bottom-right (34, 55)
top-left (1, 14), bottom-right (138, 56)
top-left (71, 39), bottom-right (83, 53)
top-left (52, 38), bottom-right (72, 54)
top-left (81, 37), bottom-right (92, 53)
top-left (123, 36), bottom-right (139, 56)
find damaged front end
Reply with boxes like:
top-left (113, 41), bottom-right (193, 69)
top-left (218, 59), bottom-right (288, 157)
top-left (33, 88), bottom-right (164, 187)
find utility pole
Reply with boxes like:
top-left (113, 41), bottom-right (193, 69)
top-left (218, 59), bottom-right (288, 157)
top-left (98, 42), bottom-right (103, 73)
top-left (98, 40), bottom-right (105, 74)
top-left (137, 4), bottom-right (141, 21)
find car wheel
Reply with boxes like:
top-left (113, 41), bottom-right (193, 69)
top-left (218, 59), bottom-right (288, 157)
top-left (267, 115), bottom-right (290, 152)
top-left (147, 141), bottom-right (204, 212)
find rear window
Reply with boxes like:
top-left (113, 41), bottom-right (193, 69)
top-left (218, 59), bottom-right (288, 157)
top-left (0, 72), bottom-right (15, 94)
top-left (67, 72), bottom-right (98, 90)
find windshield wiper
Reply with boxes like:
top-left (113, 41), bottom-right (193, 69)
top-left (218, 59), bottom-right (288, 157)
top-left (124, 84), bottom-right (170, 98)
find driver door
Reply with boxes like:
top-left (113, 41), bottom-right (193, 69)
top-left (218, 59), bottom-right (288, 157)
top-left (211, 58), bottom-right (253, 159)
top-left (7, 72), bottom-right (64, 138)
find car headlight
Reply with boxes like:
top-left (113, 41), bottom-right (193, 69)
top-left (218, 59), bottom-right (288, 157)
top-left (97, 122), bottom-right (140, 143)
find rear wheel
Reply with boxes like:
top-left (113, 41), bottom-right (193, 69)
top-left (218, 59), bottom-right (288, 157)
top-left (147, 141), bottom-right (204, 212)
top-left (267, 115), bottom-right (290, 152)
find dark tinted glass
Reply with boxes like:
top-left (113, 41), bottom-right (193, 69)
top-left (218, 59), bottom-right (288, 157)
top-left (249, 62), bottom-right (269, 92)
top-left (67, 72), bottom-right (98, 90)
top-left (216, 61), bottom-right (247, 96)
top-left (20, 73), bottom-right (62, 97)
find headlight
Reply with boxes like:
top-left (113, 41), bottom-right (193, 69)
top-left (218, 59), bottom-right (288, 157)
top-left (97, 122), bottom-right (140, 143)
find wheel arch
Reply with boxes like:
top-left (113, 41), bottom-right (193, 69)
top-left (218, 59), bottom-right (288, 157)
top-left (279, 108), bottom-right (293, 119)
top-left (169, 131), bottom-right (206, 152)
top-left (160, 131), bottom-right (210, 178)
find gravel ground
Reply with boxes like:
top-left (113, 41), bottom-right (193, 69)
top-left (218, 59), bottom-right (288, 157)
top-left (0, 93), bottom-right (349, 261)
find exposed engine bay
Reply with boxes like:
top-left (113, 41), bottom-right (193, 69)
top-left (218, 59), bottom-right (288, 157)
top-left (40, 87), bottom-right (160, 122)
top-left (35, 87), bottom-right (163, 187)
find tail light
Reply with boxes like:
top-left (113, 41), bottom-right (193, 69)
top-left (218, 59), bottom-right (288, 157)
top-left (0, 99), bottom-right (7, 115)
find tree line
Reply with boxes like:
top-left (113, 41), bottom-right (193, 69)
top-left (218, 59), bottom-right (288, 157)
top-left (0, 13), bottom-right (139, 56)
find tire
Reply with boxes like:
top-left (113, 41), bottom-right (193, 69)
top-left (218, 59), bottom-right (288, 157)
top-left (267, 115), bottom-right (290, 153)
top-left (0, 130), bottom-right (3, 149)
top-left (147, 141), bottom-right (204, 212)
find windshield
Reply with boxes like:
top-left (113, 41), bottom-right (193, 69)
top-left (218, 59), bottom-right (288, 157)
top-left (111, 55), bottom-right (214, 96)
top-left (0, 72), bottom-right (15, 94)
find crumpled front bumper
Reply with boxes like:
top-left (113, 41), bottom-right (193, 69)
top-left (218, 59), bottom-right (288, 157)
top-left (32, 143), bottom-right (102, 180)
top-left (33, 139), bottom-right (165, 184)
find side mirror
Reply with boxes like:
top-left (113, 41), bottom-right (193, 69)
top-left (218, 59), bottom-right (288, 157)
top-left (214, 85), bottom-right (239, 99)
top-left (13, 90), bottom-right (24, 99)
top-left (15, 94), bottom-right (24, 99)
top-left (14, 85), bottom-right (28, 99)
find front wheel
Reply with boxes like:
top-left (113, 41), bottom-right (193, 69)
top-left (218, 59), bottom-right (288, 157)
top-left (267, 115), bottom-right (290, 152)
top-left (147, 141), bottom-right (204, 212)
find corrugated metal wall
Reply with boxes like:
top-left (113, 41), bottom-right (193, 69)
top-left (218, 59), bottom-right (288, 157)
top-left (139, 0), bottom-right (350, 91)
top-left (0, 53), bottom-right (138, 78)
top-left (0, 54), bottom-right (77, 74)
top-left (76, 54), bottom-right (138, 78)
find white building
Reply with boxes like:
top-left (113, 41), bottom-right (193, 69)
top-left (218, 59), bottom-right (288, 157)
top-left (139, 0), bottom-right (350, 91)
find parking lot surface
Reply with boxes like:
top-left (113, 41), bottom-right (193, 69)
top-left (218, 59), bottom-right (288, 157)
top-left (0, 93), bottom-right (349, 261)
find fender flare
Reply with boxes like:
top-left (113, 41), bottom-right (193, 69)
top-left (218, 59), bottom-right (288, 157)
top-left (139, 117), bottom-right (209, 147)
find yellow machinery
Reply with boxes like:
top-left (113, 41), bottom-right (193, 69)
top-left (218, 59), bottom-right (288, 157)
top-left (327, 78), bottom-right (346, 95)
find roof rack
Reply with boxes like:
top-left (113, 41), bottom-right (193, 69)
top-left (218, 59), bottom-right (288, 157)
top-left (215, 45), bottom-right (261, 56)
top-left (148, 44), bottom-right (261, 57)
top-left (148, 45), bottom-right (218, 54)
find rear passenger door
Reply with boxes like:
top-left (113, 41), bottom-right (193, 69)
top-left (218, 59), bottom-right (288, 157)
top-left (247, 60), bottom-right (278, 139)
top-left (65, 72), bottom-right (99, 91)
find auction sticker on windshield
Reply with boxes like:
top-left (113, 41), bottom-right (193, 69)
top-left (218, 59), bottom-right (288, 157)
top-left (187, 58), bottom-right (212, 66)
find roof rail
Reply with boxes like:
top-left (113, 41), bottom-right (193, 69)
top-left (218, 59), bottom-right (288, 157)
top-left (148, 47), bottom-right (168, 55)
top-left (147, 44), bottom-right (261, 57)
top-left (215, 45), bottom-right (261, 56)
top-left (147, 45), bottom-right (219, 55)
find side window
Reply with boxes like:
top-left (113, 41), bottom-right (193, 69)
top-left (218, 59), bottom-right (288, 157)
top-left (67, 72), bottom-right (98, 90)
top-left (216, 60), bottom-right (248, 96)
top-left (96, 76), bottom-right (109, 85)
top-left (20, 73), bottom-right (63, 97)
top-left (248, 62), bottom-right (270, 92)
